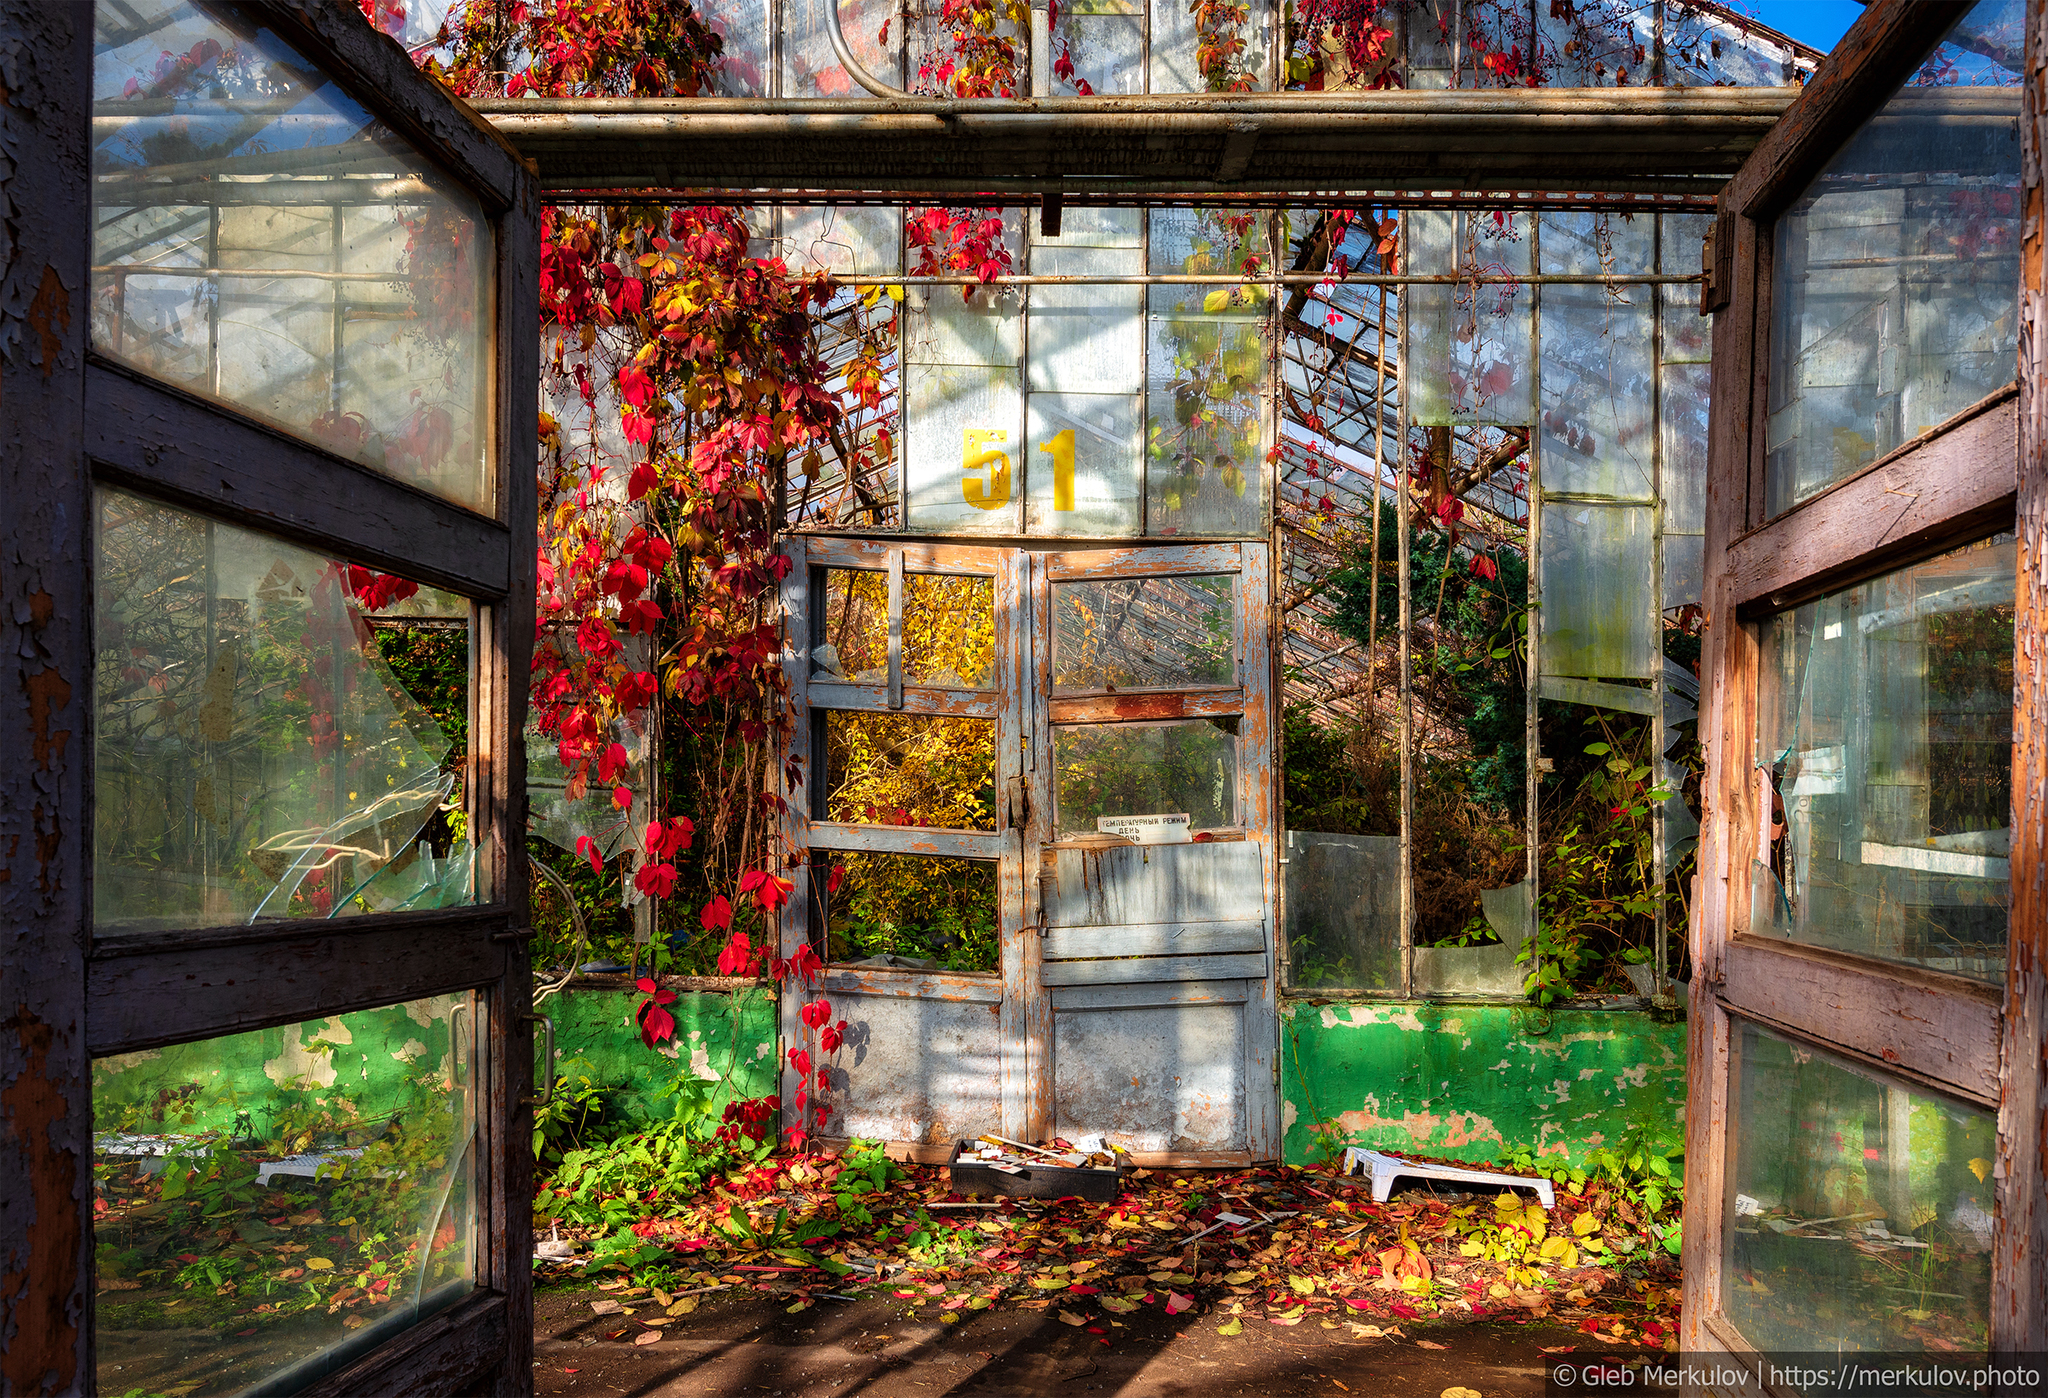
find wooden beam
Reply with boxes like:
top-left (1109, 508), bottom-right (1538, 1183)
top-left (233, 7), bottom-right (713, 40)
top-left (1996, 0), bottom-right (2048, 1350)
top-left (0, 8), bottom-right (94, 1392)
top-left (1723, 0), bottom-right (1976, 221)
top-left (299, 1290), bottom-right (510, 1398)
top-left (86, 362), bottom-right (514, 601)
top-left (1724, 389), bottom-right (2017, 616)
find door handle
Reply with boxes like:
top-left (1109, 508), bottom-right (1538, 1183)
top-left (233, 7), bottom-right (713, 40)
top-left (523, 1013), bottom-right (555, 1108)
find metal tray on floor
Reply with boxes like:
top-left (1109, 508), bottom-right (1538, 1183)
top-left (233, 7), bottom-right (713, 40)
top-left (946, 1140), bottom-right (1127, 1202)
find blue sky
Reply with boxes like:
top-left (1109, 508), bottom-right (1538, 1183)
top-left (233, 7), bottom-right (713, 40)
top-left (1746, 1), bottom-right (1864, 54)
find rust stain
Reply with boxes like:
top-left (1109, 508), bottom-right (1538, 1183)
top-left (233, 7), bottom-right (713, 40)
top-left (26, 590), bottom-right (53, 633)
top-left (25, 266), bottom-right (70, 377)
top-left (2027, 182), bottom-right (2043, 294)
top-left (0, 1007), bottom-right (82, 1394)
top-left (23, 668), bottom-right (71, 772)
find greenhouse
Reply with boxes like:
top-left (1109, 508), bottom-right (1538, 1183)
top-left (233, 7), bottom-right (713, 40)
top-left (3, 0), bottom-right (2046, 1392)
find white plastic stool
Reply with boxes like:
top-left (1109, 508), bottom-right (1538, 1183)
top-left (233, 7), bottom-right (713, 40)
top-left (1343, 1147), bottom-right (1555, 1208)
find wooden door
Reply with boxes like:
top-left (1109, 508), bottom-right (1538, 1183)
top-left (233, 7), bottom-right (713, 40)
top-left (1682, 0), bottom-right (2041, 1364)
top-left (1023, 543), bottom-right (1280, 1165)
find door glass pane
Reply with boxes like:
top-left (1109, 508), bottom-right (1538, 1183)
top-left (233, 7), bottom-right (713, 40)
top-left (95, 489), bottom-right (476, 930)
top-left (1756, 535), bottom-right (2014, 984)
top-left (1052, 574), bottom-right (1236, 691)
top-left (1764, 0), bottom-right (2022, 517)
top-left (1726, 1021), bottom-right (1992, 1356)
top-left (92, 0), bottom-right (495, 512)
top-left (814, 568), bottom-right (887, 683)
top-left (823, 711), bottom-right (997, 830)
top-left (1054, 719), bottom-right (1237, 837)
top-left (815, 852), bottom-right (998, 972)
top-left (94, 993), bottom-right (478, 1396)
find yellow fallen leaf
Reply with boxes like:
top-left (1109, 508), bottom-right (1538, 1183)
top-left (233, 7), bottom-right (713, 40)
top-left (1216, 1318), bottom-right (1243, 1336)
top-left (1442, 1388), bottom-right (1483, 1398)
top-left (1030, 1276), bottom-right (1068, 1290)
top-left (1288, 1275), bottom-right (1316, 1295)
top-left (1572, 1212), bottom-right (1597, 1237)
top-left (941, 1313), bottom-right (961, 1325)
top-left (1100, 1296), bottom-right (1139, 1314)
top-left (1417, 1339), bottom-right (1449, 1350)
top-left (967, 1296), bottom-right (992, 1310)
top-left (1970, 1158), bottom-right (1992, 1183)
top-left (305, 1258), bottom-right (334, 1271)
top-left (667, 1296), bottom-right (697, 1316)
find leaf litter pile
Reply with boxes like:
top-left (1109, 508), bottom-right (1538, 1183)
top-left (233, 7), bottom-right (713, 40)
top-left (535, 1145), bottom-right (1683, 1350)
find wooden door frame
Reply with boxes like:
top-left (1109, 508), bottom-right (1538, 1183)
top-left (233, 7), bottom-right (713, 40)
top-left (0, 4), bottom-right (541, 1393)
top-left (1681, 0), bottom-right (2043, 1362)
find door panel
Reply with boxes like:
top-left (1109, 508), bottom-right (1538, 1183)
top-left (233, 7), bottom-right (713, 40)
top-left (815, 990), bottom-right (1004, 1150)
top-left (1054, 998), bottom-right (1246, 1153)
top-left (1041, 841), bottom-right (1266, 925)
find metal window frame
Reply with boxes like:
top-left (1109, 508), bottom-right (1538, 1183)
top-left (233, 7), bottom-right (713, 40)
top-left (0, 3), bottom-right (541, 1393)
top-left (1677, 0), bottom-right (2042, 1366)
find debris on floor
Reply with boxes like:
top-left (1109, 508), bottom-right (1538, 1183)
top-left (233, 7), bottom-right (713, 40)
top-left (531, 1144), bottom-right (1684, 1350)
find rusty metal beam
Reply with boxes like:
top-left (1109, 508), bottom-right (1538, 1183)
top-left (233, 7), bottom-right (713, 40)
top-left (472, 88), bottom-right (1796, 196)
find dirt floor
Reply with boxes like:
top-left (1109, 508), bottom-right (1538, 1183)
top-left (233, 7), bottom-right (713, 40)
top-left (533, 1283), bottom-right (1661, 1397)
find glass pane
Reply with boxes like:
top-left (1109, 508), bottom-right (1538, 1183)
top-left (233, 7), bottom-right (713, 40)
top-left (780, 0), bottom-right (900, 96)
top-left (1026, 392), bottom-right (1145, 535)
top-left (813, 568), bottom-right (888, 683)
top-left (1052, 574), bottom-right (1236, 691)
top-left (1406, 210), bottom-right (1535, 427)
top-left (817, 852), bottom-right (998, 972)
top-left (1538, 283), bottom-right (1657, 501)
top-left (905, 573), bottom-right (996, 687)
top-left (1726, 1021), bottom-right (1992, 1355)
top-left (1539, 502), bottom-right (1656, 679)
top-left (1286, 832), bottom-right (1400, 991)
top-left (1056, 4), bottom-right (1144, 96)
top-left (1151, 0), bottom-right (1269, 91)
top-left (1054, 719), bottom-right (1237, 837)
top-left (94, 994), bottom-right (477, 1396)
top-left (95, 490), bottom-right (474, 931)
top-left (904, 274), bottom-right (1026, 532)
top-left (699, 0), bottom-right (769, 95)
top-left (1764, 0), bottom-right (2022, 517)
top-left (782, 204), bottom-right (900, 276)
top-left (824, 712), bottom-right (996, 830)
top-left (1756, 535), bottom-right (2014, 984)
top-left (1028, 246), bottom-right (1144, 395)
top-left (92, 0), bottom-right (494, 512)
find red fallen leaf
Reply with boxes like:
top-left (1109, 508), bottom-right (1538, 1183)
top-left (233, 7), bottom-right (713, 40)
top-left (1541, 1345), bottom-right (1576, 1354)
top-left (235, 1328), bottom-right (257, 1337)
top-left (562, 1369), bottom-right (580, 1375)
top-left (1343, 1298), bottom-right (1374, 1311)
top-left (1067, 1284), bottom-right (1100, 1294)
top-left (176, 1254), bottom-right (200, 1264)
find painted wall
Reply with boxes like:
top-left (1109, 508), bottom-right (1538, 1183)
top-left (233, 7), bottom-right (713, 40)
top-left (1280, 999), bottom-right (1686, 1169)
top-left (543, 982), bottom-right (779, 1127)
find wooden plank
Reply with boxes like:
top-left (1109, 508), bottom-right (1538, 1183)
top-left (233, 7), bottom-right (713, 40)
top-left (1040, 952), bottom-right (1269, 987)
top-left (800, 535), bottom-right (1005, 574)
top-left (299, 1290), bottom-right (509, 1398)
top-left (806, 821), bottom-right (1012, 859)
top-left (1723, 0), bottom-right (1976, 222)
top-left (1679, 988), bottom-right (1734, 1354)
top-left (1051, 979), bottom-right (1250, 1011)
top-left (1047, 690), bottom-right (1243, 723)
top-left (806, 680), bottom-right (999, 717)
top-left (0, 11), bottom-right (95, 1392)
top-left (1724, 392), bottom-right (2018, 615)
top-left (86, 363), bottom-right (514, 601)
top-left (85, 925), bottom-right (509, 1057)
top-left (820, 968), bottom-right (1004, 1004)
top-left (1239, 540), bottom-right (1281, 1160)
top-left (1996, 2), bottom-right (2048, 1347)
top-left (1045, 840), bottom-right (1266, 927)
top-left (265, 2), bottom-right (528, 212)
top-left (1044, 920), bottom-right (1265, 961)
top-left (1719, 938), bottom-right (2000, 1106)
top-left (1046, 542), bottom-right (1242, 581)
top-left (887, 546), bottom-right (904, 710)
top-left (1016, 550), bottom-right (1055, 1141)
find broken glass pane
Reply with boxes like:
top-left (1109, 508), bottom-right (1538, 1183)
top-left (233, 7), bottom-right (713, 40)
top-left (92, 0), bottom-right (493, 511)
top-left (1539, 502), bottom-right (1656, 679)
top-left (1406, 210), bottom-right (1535, 427)
top-left (1725, 1021), bottom-right (1992, 1354)
top-left (1764, 0), bottom-right (2021, 516)
top-left (782, 204), bottom-right (901, 275)
top-left (93, 994), bottom-right (477, 1397)
top-left (95, 490), bottom-right (471, 930)
top-left (904, 573), bottom-right (996, 687)
top-left (814, 569), bottom-right (889, 684)
top-left (1054, 719), bottom-right (1237, 837)
top-left (1539, 284), bottom-right (1656, 501)
top-left (1053, 574), bottom-right (1236, 691)
top-left (824, 712), bottom-right (997, 830)
top-left (1404, 0), bottom-right (1454, 88)
top-left (1662, 532), bottom-right (1705, 613)
top-left (1755, 535), bottom-right (2014, 985)
top-left (816, 852), bottom-right (998, 972)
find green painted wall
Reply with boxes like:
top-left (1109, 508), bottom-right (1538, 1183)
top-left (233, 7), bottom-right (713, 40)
top-left (545, 983), bottom-right (779, 1126)
top-left (1280, 1000), bottom-right (1686, 1169)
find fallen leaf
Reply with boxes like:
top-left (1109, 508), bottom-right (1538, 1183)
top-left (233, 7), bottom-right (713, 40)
top-left (667, 1297), bottom-right (697, 1316)
top-left (305, 1258), bottom-right (334, 1272)
top-left (1030, 1276), bottom-right (1069, 1290)
top-left (1289, 1275), bottom-right (1316, 1295)
top-left (1099, 1296), bottom-right (1139, 1314)
top-left (1540, 1345), bottom-right (1574, 1354)
top-left (1417, 1339), bottom-right (1449, 1350)
top-left (1216, 1318), bottom-right (1243, 1336)
top-left (632, 1330), bottom-right (661, 1346)
top-left (1058, 1310), bottom-right (1086, 1326)
top-left (1441, 1388), bottom-right (1482, 1398)
top-left (1164, 1291), bottom-right (1194, 1315)
top-left (98, 1279), bottom-right (142, 1292)
top-left (1223, 1270), bottom-right (1255, 1284)
top-left (590, 1300), bottom-right (624, 1316)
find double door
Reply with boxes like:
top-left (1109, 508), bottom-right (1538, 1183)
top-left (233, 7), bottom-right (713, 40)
top-left (778, 537), bottom-right (1279, 1163)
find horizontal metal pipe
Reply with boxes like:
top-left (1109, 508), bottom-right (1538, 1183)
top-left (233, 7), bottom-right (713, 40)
top-left (543, 188), bottom-right (1722, 211)
top-left (841, 271), bottom-right (1703, 286)
top-left (471, 90), bottom-right (1798, 119)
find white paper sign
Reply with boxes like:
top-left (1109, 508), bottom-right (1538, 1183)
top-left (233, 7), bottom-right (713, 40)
top-left (1096, 813), bottom-right (1191, 844)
